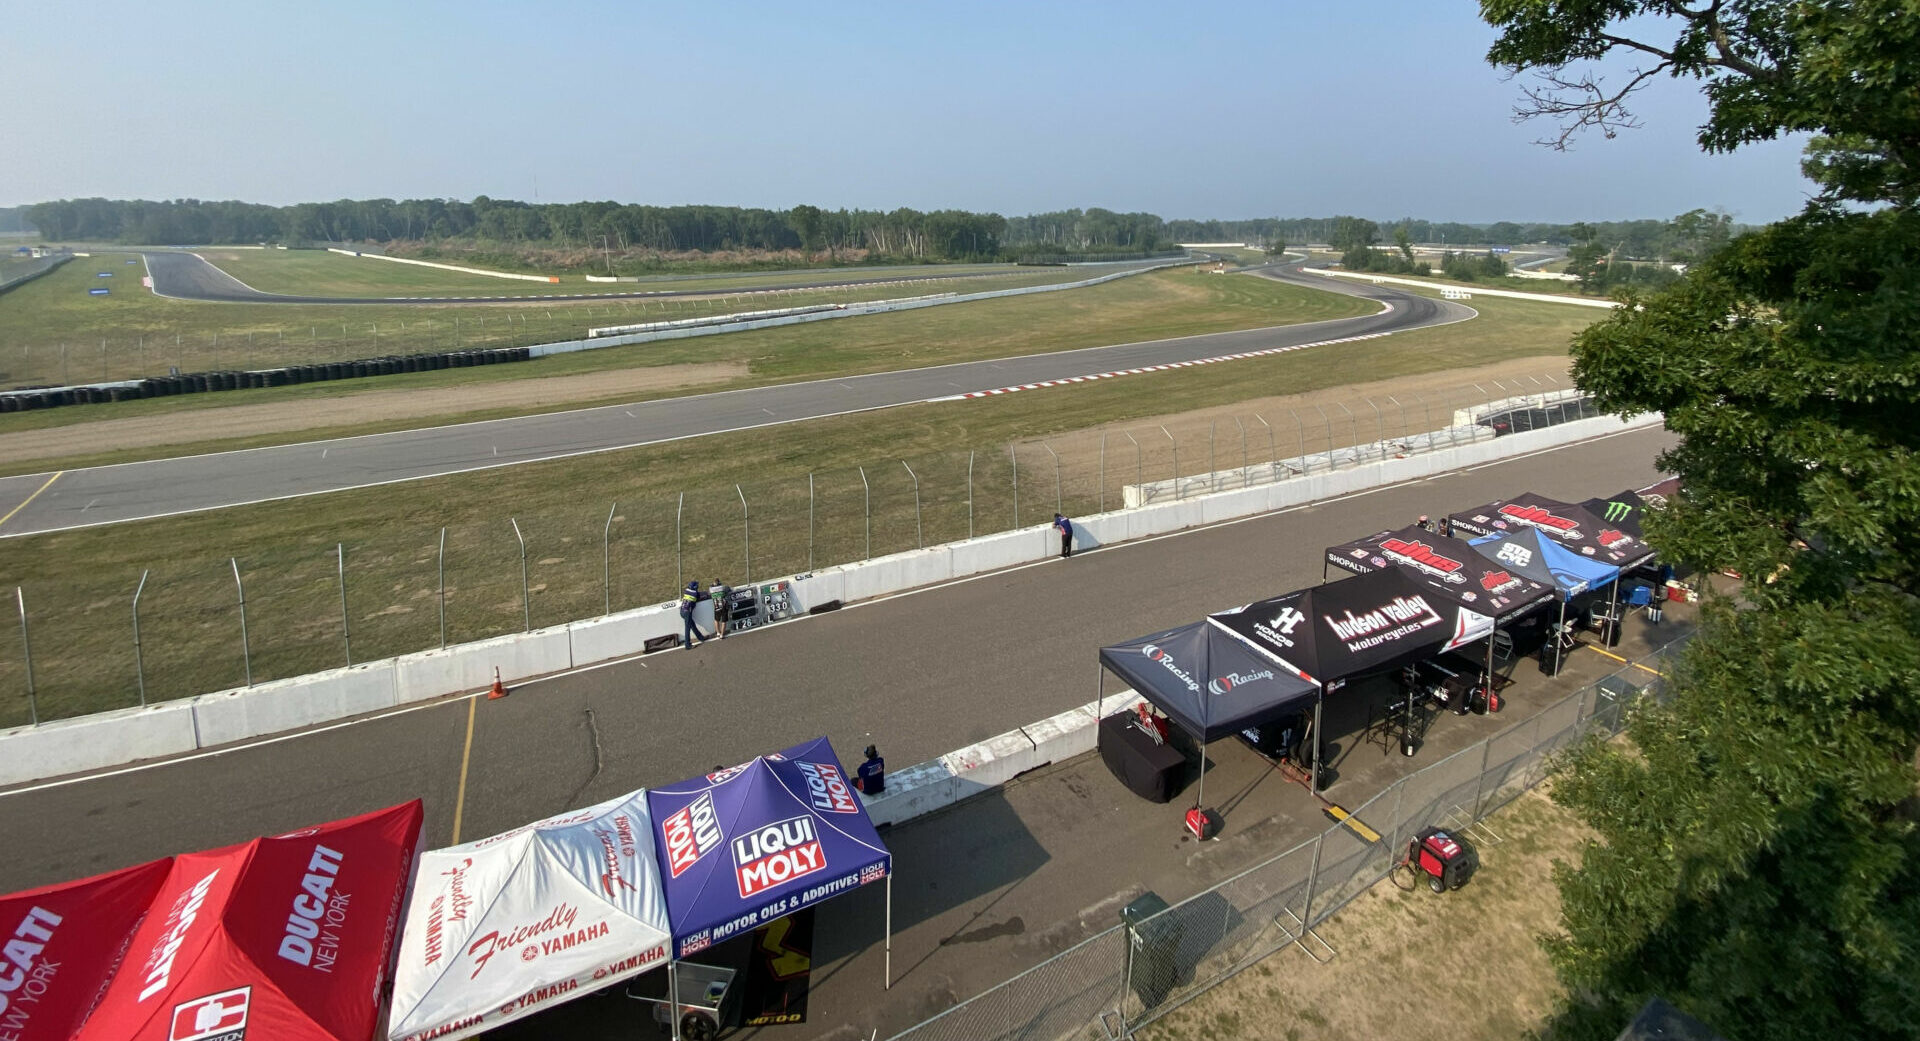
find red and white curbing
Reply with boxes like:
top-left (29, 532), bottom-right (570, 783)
top-left (931, 321), bottom-right (1396, 403)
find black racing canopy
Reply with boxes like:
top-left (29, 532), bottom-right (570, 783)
top-left (1445, 492), bottom-right (1656, 569)
top-left (1325, 525), bottom-right (1557, 622)
top-left (1099, 621), bottom-right (1320, 743)
top-left (1209, 568), bottom-right (1480, 692)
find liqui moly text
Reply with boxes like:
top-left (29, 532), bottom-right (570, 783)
top-left (732, 817), bottom-right (826, 898)
top-left (663, 792), bottom-right (723, 878)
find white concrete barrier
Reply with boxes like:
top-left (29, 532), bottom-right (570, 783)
top-left (1306, 267), bottom-right (1620, 309)
top-left (393, 626), bottom-right (573, 704)
top-left (0, 703), bottom-right (199, 787)
top-left (190, 663), bottom-right (397, 747)
top-left (857, 691), bottom-right (1146, 827)
top-left (0, 408), bottom-right (1663, 787)
top-left (325, 248), bottom-right (561, 283)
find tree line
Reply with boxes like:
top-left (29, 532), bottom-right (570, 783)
top-left (20, 196), bottom-right (1741, 266)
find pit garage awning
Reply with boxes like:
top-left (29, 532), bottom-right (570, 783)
top-left (67, 801), bottom-right (424, 1041)
top-left (1446, 492), bottom-right (1656, 569)
top-left (646, 737), bottom-right (891, 961)
top-left (386, 791), bottom-right (673, 1041)
top-left (1098, 620), bottom-right (1321, 743)
top-left (1325, 525), bottom-right (1557, 622)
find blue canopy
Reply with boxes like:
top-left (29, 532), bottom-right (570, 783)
top-left (1465, 527), bottom-right (1620, 600)
top-left (647, 737), bottom-right (891, 959)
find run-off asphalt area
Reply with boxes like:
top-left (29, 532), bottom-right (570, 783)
top-left (0, 426), bottom-right (1675, 1040)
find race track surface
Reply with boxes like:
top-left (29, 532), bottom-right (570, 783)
top-left (0, 424), bottom-right (1673, 893)
top-left (141, 250), bottom-right (1151, 305)
top-left (0, 269), bottom-right (1469, 536)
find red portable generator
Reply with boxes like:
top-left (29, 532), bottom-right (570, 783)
top-left (1408, 827), bottom-right (1477, 893)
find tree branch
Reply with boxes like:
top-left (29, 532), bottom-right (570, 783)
top-left (1516, 63), bottom-right (1673, 150)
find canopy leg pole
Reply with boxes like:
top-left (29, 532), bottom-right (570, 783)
top-left (1312, 695), bottom-right (1325, 791)
top-left (885, 872), bottom-right (894, 990)
top-left (1096, 665), bottom-right (1105, 720)
top-left (1196, 748), bottom-right (1206, 810)
top-left (1321, 559), bottom-right (1328, 581)
top-left (669, 958), bottom-right (681, 1041)
top-left (1485, 629), bottom-right (1497, 695)
top-left (1608, 581), bottom-right (1620, 644)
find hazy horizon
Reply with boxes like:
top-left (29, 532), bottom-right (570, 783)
top-left (2, 2), bottom-right (1814, 225)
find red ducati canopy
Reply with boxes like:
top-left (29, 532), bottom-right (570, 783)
top-left (69, 801), bottom-right (423, 1041)
top-left (0, 859), bottom-right (175, 1041)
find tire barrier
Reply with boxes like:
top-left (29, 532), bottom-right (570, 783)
top-left (0, 347), bottom-right (534, 413)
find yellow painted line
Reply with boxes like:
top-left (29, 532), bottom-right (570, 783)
top-left (1319, 802), bottom-right (1382, 844)
top-left (449, 695), bottom-right (478, 844)
top-left (1578, 641), bottom-right (1667, 677)
top-left (0, 472), bottom-right (62, 530)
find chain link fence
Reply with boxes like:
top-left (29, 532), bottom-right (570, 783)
top-left (884, 636), bottom-right (1688, 1041)
top-left (1, 375), bottom-right (1588, 727)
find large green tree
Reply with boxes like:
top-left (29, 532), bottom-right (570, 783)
top-left (1479, 2), bottom-right (1920, 1039)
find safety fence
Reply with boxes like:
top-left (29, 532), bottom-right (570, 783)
top-left (881, 636), bottom-right (1687, 1041)
top-left (2, 375), bottom-right (1586, 728)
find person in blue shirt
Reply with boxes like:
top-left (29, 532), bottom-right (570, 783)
top-left (679, 581), bottom-right (713, 649)
top-left (854, 745), bottom-right (885, 794)
top-left (1053, 513), bottom-right (1074, 558)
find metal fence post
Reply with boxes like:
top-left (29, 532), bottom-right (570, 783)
top-left (122, 569), bottom-right (151, 707)
top-left (1258, 413), bottom-right (1277, 479)
top-left (1098, 435), bottom-right (1106, 513)
top-left (230, 560), bottom-right (252, 687)
top-left (1387, 395), bottom-right (1408, 439)
top-left (15, 588), bottom-right (37, 725)
top-left (511, 519), bottom-right (529, 632)
top-left (1207, 421), bottom-right (1217, 490)
top-left (1009, 447), bottom-right (1020, 526)
top-left (859, 467), bottom-right (871, 560)
top-left (1471, 733), bottom-right (1496, 819)
top-left (1336, 402), bottom-right (1358, 461)
top-left (902, 462), bottom-right (922, 547)
top-left (807, 474), bottom-right (816, 571)
top-left (675, 493), bottom-right (684, 593)
top-left (338, 543), bottom-right (352, 666)
top-left (1313, 404), bottom-right (1332, 469)
top-left (1235, 417), bottom-right (1247, 486)
top-left (1300, 830), bottom-right (1327, 929)
top-left (1043, 442), bottom-right (1061, 517)
top-left (1364, 397), bottom-right (1383, 448)
top-left (966, 453), bottom-right (975, 538)
top-left (1159, 426), bottom-right (1178, 499)
top-left (437, 528), bottom-right (447, 648)
top-left (736, 485), bottom-right (751, 583)
top-left (603, 503), bottom-right (617, 615)
top-left (1125, 432), bottom-right (1141, 501)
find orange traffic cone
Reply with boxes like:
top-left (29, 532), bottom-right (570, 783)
top-left (487, 666), bottom-right (509, 700)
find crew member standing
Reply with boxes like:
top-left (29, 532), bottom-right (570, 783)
top-left (1054, 513), bottom-right (1074, 558)
top-left (854, 745), bottom-right (885, 794)
top-left (710, 578), bottom-right (731, 639)
top-left (679, 581), bottom-right (713, 649)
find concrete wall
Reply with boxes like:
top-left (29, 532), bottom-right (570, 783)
top-left (1306, 267), bottom-right (1619, 309)
top-left (0, 409), bottom-right (1661, 788)
top-left (326, 248), bottom-right (560, 283)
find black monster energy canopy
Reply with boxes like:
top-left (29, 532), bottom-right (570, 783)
top-left (1445, 492), bottom-right (1656, 568)
top-left (1209, 568), bottom-right (1483, 692)
top-left (1099, 621), bottom-right (1319, 743)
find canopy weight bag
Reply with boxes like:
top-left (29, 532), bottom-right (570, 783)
top-left (1184, 806), bottom-right (1223, 840)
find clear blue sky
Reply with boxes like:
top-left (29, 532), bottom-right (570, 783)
top-left (0, 1), bottom-right (1813, 224)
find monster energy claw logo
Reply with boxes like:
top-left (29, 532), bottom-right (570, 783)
top-left (1601, 500), bottom-right (1633, 522)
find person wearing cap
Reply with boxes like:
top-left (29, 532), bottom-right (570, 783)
top-left (679, 580), bottom-right (713, 649)
top-left (1053, 512), bottom-right (1074, 558)
top-left (854, 744), bottom-right (885, 794)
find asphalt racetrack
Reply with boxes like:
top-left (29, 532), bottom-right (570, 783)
top-left (141, 249), bottom-right (1156, 305)
top-left (0, 268), bottom-right (1471, 535)
top-left (0, 424), bottom-right (1671, 892)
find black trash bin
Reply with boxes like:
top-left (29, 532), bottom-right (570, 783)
top-left (1120, 891), bottom-right (1184, 1011)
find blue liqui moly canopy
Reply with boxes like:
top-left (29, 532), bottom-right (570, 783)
top-left (646, 737), bottom-right (892, 959)
top-left (1465, 527), bottom-right (1620, 600)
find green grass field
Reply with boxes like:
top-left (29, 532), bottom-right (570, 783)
top-left (0, 267), bottom-right (1376, 470)
top-left (0, 254), bottom-right (1094, 388)
top-left (196, 248), bottom-right (1034, 297)
top-left (0, 292), bottom-right (1598, 726)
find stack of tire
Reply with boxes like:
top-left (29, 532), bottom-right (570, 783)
top-left (0, 347), bottom-right (533, 412)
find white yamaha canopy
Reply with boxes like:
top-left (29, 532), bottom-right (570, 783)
top-left (386, 790), bottom-right (673, 1041)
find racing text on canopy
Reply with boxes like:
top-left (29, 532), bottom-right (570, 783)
top-left (646, 737), bottom-right (891, 961)
top-left (1210, 567), bottom-right (1487, 688)
top-left (1097, 620), bottom-right (1318, 744)
top-left (1446, 492), bottom-right (1656, 568)
top-left (386, 790), bottom-right (673, 1041)
top-left (1324, 525), bottom-right (1557, 622)
top-left (61, 801), bottom-right (423, 1041)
